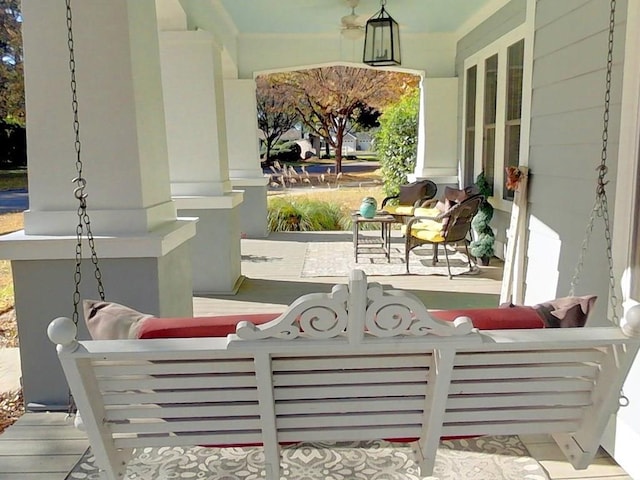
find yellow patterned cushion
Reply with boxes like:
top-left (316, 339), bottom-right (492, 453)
top-left (411, 229), bottom-right (445, 243)
top-left (413, 207), bottom-right (441, 217)
top-left (410, 219), bottom-right (442, 232)
top-left (384, 204), bottom-right (415, 216)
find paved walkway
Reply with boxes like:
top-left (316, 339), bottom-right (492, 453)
top-left (194, 231), bottom-right (503, 316)
top-left (0, 188), bottom-right (28, 214)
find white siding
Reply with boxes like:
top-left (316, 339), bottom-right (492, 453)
top-left (525, 0), bottom-right (626, 312)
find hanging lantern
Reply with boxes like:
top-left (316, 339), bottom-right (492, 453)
top-left (363, 0), bottom-right (401, 66)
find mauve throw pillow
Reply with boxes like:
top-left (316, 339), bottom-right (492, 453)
top-left (83, 299), bottom-right (154, 340)
top-left (532, 295), bottom-right (597, 328)
top-left (501, 295), bottom-right (597, 328)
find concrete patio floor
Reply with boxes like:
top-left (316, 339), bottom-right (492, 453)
top-left (195, 230), bottom-right (505, 317)
top-left (0, 230), bottom-right (633, 479)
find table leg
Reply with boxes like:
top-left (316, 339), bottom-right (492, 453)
top-left (352, 218), bottom-right (359, 263)
top-left (385, 222), bottom-right (391, 262)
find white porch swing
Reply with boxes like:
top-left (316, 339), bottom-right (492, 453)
top-left (45, 1), bottom-right (640, 479)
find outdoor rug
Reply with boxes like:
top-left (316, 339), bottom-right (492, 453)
top-left (66, 435), bottom-right (549, 480)
top-left (302, 240), bottom-right (480, 277)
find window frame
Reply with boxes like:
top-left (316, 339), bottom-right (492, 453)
top-left (461, 25), bottom-right (531, 212)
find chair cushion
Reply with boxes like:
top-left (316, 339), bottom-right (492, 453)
top-left (384, 204), bottom-right (415, 216)
top-left (410, 219), bottom-right (442, 232)
top-left (411, 228), bottom-right (445, 243)
top-left (413, 207), bottom-right (441, 217)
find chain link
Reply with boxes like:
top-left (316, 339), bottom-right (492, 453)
top-left (569, 0), bottom-right (619, 325)
top-left (66, 0), bottom-right (105, 331)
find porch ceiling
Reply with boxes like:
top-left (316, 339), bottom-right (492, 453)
top-left (216, 0), bottom-right (506, 36)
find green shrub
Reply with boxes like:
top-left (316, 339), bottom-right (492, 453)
top-left (268, 197), bottom-right (350, 232)
top-left (374, 89), bottom-right (419, 200)
top-left (267, 196), bottom-right (387, 232)
top-left (470, 172), bottom-right (495, 260)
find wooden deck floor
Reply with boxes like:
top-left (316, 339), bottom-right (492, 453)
top-left (0, 232), bottom-right (634, 479)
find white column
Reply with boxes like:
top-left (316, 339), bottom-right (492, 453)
top-left (0, 0), bottom-right (196, 408)
top-left (160, 30), bottom-right (244, 293)
top-left (410, 77), bottom-right (460, 190)
top-left (226, 79), bottom-right (269, 238)
top-left (23, 1), bottom-right (177, 235)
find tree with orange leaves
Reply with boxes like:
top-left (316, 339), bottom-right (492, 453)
top-left (269, 66), bottom-right (418, 173)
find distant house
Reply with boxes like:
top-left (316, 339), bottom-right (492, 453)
top-left (341, 132), bottom-right (358, 154)
top-left (356, 132), bottom-right (374, 151)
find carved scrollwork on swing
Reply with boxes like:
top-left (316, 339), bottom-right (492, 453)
top-left (234, 270), bottom-right (474, 341)
top-left (235, 284), bottom-right (349, 340)
top-left (365, 283), bottom-right (474, 337)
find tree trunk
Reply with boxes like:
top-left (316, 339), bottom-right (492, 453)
top-left (335, 135), bottom-right (343, 174)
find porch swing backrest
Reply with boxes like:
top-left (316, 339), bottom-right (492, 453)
top-left (48, 270), bottom-right (640, 480)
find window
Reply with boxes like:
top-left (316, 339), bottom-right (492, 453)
top-left (464, 66), bottom-right (477, 186)
top-left (504, 39), bottom-right (525, 200)
top-left (483, 54), bottom-right (498, 197)
top-left (462, 31), bottom-right (528, 208)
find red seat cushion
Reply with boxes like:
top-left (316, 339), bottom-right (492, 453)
top-left (137, 313), bottom-right (280, 339)
top-left (138, 307), bottom-right (544, 340)
top-left (430, 306), bottom-right (545, 330)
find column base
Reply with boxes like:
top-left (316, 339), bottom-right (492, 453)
top-left (0, 219), bottom-right (197, 408)
top-left (231, 177), bottom-right (269, 238)
top-left (174, 192), bottom-right (244, 295)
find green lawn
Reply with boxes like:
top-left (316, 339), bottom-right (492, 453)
top-left (0, 170), bottom-right (28, 191)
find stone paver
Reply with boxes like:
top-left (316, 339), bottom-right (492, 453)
top-left (0, 347), bottom-right (21, 393)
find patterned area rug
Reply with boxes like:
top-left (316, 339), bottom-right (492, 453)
top-left (302, 240), bottom-right (479, 277)
top-left (66, 436), bottom-right (549, 480)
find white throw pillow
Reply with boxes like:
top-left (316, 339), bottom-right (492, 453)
top-left (83, 299), bottom-right (154, 340)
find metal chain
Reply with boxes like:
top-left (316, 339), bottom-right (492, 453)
top-left (569, 0), bottom-right (619, 325)
top-left (65, 0), bottom-right (107, 418)
top-left (66, 0), bottom-right (105, 334)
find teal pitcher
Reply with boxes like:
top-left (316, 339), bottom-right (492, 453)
top-left (359, 197), bottom-right (377, 218)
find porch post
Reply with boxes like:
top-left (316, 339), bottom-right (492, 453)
top-left (0, 0), bottom-right (196, 408)
top-left (159, 29), bottom-right (244, 294)
top-left (410, 77), bottom-right (460, 191)
top-left (225, 79), bottom-right (269, 238)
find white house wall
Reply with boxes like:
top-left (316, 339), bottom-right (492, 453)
top-left (525, 0), bottom-right (625, 310)
top-left (235, 33), bottom-right (457, 79)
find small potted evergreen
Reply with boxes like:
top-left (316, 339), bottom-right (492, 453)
top-left (470, 172), bottom-right (495, 266)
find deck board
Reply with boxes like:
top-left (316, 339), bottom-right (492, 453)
top-left (0, 413), bottom-right (87, 480)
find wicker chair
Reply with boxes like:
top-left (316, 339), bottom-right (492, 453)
top-left (381, 179), bottom-right (437, 224)
top-left (405, 194), bottom-right (484, 278)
